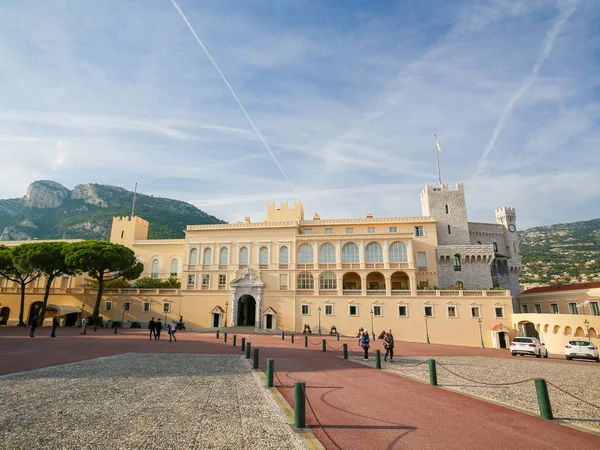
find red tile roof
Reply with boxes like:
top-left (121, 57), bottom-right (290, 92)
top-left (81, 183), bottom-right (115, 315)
top-left (521, 281), bottom-right (600, 295)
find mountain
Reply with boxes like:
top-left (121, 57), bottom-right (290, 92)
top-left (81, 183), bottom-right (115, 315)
top-left (518, 218), bottom-right (600, 284)
top-left (0, 180), bottom-right (225, 241)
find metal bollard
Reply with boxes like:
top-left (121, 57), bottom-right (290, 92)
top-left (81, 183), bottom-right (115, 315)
top-left (114, 326), bottom-right (118, 335)
top-left (216, 330), bottom-right (220, 339)
top-left (233, 335), bottom-right (237, 347)
top-left (336, 332), bottom-right (340, 341)
top-left (224, 332), bottom-right (228, 343)
top-left (343, 343), bottom-right (348, 359)
top-left (294, 382), bottom-right (306, 428)
top-left (429, 359), bottom-right (438, 386)
top-left (246, 342), bottom-right (251, 359)
top-left (375, 350), bottom-right (381, 369)
top-left (266, 359), bottom-right (274, 388)
top-left (281, 331), bottom-right (285, 340)
top-left (322, 339), bottom-right (326, 352)
top-left (304, 335), bottom-right (308, 348)
top-left (241, 337), bottom-right (246, 351)
top-left (93, 324), bottom-right (98, 332)
top-left (291, 334), bottom-right (295, 344)
top-left (253, 348), bottom-right (260, 369)
top-left (535, 379), bottom-right (553, 420)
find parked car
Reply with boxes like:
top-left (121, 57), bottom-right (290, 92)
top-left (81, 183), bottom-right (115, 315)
top-left (565, 340), bottom-right (599, 362)
top-left (510, 337), bottom-right (549, 358)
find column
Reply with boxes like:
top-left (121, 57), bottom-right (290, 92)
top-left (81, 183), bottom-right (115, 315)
top-left (256, 290), bottom-right (263, 329)
top-left (409, 276), bottom-right (417, 296)
top-left (313, 241), bottom-right (319, 268)
top-left (361, 275), bottom-right (367, 296)
top-left (359, 239), bottom-right (365, 269)
top-left (230, 291), bottom-right (237, 326)
top-left (336, 240), bottom-right (342, 269)
top-left (383, 240), bottom-right (389, 269)
top-left (337, 274), bottom-right (343, 296)
top-left (407, 239), bottom-right (414, 269)
top-left (385, 276), bottom-right (391, 296)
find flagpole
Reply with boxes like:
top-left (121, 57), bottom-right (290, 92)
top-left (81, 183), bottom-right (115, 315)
top-left (131, 182), bottom-right (138, 218)
top-left (434, 135), bottom-right (442, 188)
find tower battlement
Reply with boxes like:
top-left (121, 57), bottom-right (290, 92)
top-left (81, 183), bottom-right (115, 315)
top-left (495, 207), bottom-right (516, 217)
top-left (110, 215), bottom-right (149, 247)
top-left (265, 201), bottom-right (304, 222)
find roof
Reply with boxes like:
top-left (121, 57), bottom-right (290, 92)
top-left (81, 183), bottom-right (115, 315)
top-left (520, 281), bottom-right (600, 295)
top-left (490, 323), bottom-right (510, 332)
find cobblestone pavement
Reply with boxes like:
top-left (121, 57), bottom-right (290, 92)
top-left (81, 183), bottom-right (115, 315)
top-left (0, 354), bottom-right (307, 450)
top-left (350, 354), bottom-right (600, 433)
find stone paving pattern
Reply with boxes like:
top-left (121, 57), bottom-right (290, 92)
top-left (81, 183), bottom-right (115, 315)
top-left (0, 354), bottom-right (306, 450)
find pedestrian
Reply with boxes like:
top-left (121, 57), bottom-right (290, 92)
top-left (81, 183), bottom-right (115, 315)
top-left (148, 317), bottom-right (156, 340)
top-left (155, 318), bottom-right (162, 340)
top-left (359, 328), bottom-right (371, 361)
top-left (51, 315), bottom-right (59, 338)
top-left (177, 316), bottom-right (184, 331)
top-left (383, 328), bottom-right (394, 362)
top-left (169, 321), bottom-right (177, 342)
top-left (81, 317), bottom-right (89, 335)
top-left (30, 315), bottom-right (39, 338)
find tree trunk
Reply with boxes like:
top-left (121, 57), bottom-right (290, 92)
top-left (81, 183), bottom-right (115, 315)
top-left (37, 275), bottom-right (55, 327)
top-left (18, 280), bottom-right (26, 326)
top-left (92, 276), bottom-right (104, 320)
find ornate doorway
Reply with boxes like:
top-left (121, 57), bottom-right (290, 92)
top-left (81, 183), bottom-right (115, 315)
top-left (229, 268), bottom-right (265, 329)
top-left (237, 295), bottom-right (256, 326)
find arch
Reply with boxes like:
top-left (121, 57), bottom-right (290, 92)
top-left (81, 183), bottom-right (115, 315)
top-left (28, 301), bottom-right (43, 325)
top-left (203, 248), bottom-right (212, 265)
top-left (319, 243), bottom-right (336, 263)
top-left (365, 242), bottom-right (383, 263)
top-left (170, 258), bottom-right (179, 276)
top-left (0, 307), bottom-right (10, 325)
top-left (543, 324), bottom-right (549, 333)
top-left (219, 247), bottom-right (229, 265)
top-left (151, 259), bottom-right (160, 278)
top-left (366, 272), bottom-right (385, 290)
top-left (341, 242), bottom-right (359, 263)
top-left (455, 281), bottom-right (464, 290)
top-left (237, 294), bottom-right (256, 326)
top-left (564, 326), bottom-right (572, 335)
top-left (189, 248), bottom-right (198, 265)
top-left (575, 327), bottom-right (586, 337)
top-left (589, 327), bottom-right (598, 338)
top-left (391, 271), bottom-right (409, 289)
top-left (279, 246), bottom-right (289, 264)
top-left (518, 321), bottom-right (538, 338)
top-left (453, 254), bottom-right (461, 271)
top-left (297, 244), bottom-right (314, 264)
top-left (389, 242), bottom-right (408, 263)
top-left (239, 247), bottom-right (249, 266)
top-left (553, 325), bottom-right (560, 334)
top-left (319, 272), bottom-right (337, 290)
top-left (259, 246), bottom-right (269, 266)
top-left (297, 272), bottom-right (314, 290)
top-left (342, 272), bottom-right (361, 290)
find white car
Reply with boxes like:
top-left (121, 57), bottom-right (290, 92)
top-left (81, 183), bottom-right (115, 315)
top-left (510, 337), bottom-right (549, 358)
top-left (565, 340), bottom-right (599, 362)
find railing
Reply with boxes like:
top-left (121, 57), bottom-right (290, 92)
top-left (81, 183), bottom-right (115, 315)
top-left (279, 264), bottom-right (289, 270)
top-left (297, 264), bottom-right (314, 270)
top-left (341, 263), bottom-right (360, 269)
top-left (343, 289), bottom-right (361, 296)
top-left (319, 289), bottom-right (337, 295)
top-left (318, 263), bottom-right (336, 270)
top-left (259, 264), bottom-right (269, 270)
top-left (366, 290), bottom-right (386, 296)
top-left (391, 290), bottom-right (411, 296)
top-left (365, 263), bottom-right (384, 269)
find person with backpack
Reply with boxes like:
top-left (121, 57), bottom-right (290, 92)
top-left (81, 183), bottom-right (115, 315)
top-left (359, 328), bottom-right (371, 361)
top-left (148, 317), bottom-right (156, 340)
top-left (383, 328), bottom-right (395, 362)
top-left (168, 321), bottom-right (177, 342)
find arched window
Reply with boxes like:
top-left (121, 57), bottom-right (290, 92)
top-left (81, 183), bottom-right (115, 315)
top-left (492, 242), bottom-right (498, 252)
top-left (279, 246), bottom-right (289, 264)
top-left (219, 247), bottom-right (229, 265)
top-left (319, 243), bottom-right (336, 263)
top-left (297, 244), bottom-right (314, 264)
top-left (203, 248), bottom-right (212, 265)
top-left (342, 242), bottom-right (359, 263)
top-left (259, 246), bottom-right (269, 265)
top-left (365, 242), bottom-right (383, 263)
top-left (319, 272), bottom-right (337, 290)
top-left (456, 281), bottom-right (463, 290)
top-left (151, 259), bottom-right (159, 278)
top-left (297, 272), bottom-right (314, 290)
top-left (189, 248), bottom-right (198, 265)
top-left (239, 247), bottom-right (249, 266)
top-left (170, 259), bottom-right (178, 276)
top-left (389, 242), bottom-right (407, 262)
top-left (454, 254), bottom-right (462, 271)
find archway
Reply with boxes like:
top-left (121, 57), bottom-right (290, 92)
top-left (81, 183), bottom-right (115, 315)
top-left (390, 271), bottom-right (409, 289)
top-left (342, 272), bottom-right (361, 290)
top-left (519, 321), bottom-right (538, 338)
top-left (237, 294), bottom-right (256, 326)
top-left (0, 307), bottom-right (10, 325)
top-left (366, 272), bottom-right (385, 290)
top-left (28, 301), bottom-right (43, 325)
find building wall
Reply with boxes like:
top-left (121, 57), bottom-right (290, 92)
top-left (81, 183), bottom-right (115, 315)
top-left (420, 184), bottom-right (470, 245)
top-left (518, 288), bottom-right (600, 316)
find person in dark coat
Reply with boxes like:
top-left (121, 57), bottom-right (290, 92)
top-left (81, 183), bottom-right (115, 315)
top-left (148, 317), bottom-right (156, 340)
top-left (383, 328), bottom-right (395, 362)
top-left (51, 315), bottom-right (59, 338)
top-left (30, 315), bottom-right (39, 338)
top-left (155, 318), bottom-right (162, 340)
top-left (177, 316), bottom-right (184, 331)
top-left (359, 329), bottom-right (371, 361)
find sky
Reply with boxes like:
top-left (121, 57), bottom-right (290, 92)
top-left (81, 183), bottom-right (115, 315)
top-left (0, 0), bottom-right (599, 230)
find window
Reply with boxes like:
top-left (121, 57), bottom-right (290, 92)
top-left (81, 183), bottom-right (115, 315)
top-left (549, 303), bottom-right (559, 314)
top-left (471, 306), bottom-right (481, 318)
top-left (297, 244), bottom-right (314, 264)
top-left (349, 304), bottom-right (358, 316)
top-left (301, 304), bottom-right (309, 315)
top-left (417, 252), bottom-right (427, 270)
top-left (346, 227), bottom-right (354, 234)
top-left (203, 248), bottom-right (212, 265)
top-left (365, 242), bottom-right (383, 263)
top-left (590, 301), bottom-right (600, 316)
top-left (259, 246), bottom-right (269, 266)
top-left (414, 226), bottom-right (424, 237)
top-left (495, 307), bottom-right (505, 318)
top-left (202, 274), bottom-right (210, 287)
top-left (105, 301), bottom-right (112, 311)
top-left (325, 304), bottom-right (333, 315)
top-left (424, 305), bottom-right (434, 317)
top-left (325, 228), bottom-right (333, 234)
top-left (163, 302), bottom-right (170, 313)
top-left (151, 259), bottom-right (159, 278)
top-left (124, 301), bottom-right (131, 312)
top-left (373, 305), bottom-right (382, 316)
top-left (297, 273), bottom-right (314, 290)
top-left (121, 230), bottom-right (124, 239)
top-left (319, 272), bottom-right (337, 290)
top-left (389, 242), bottom-right (408, 263)
top-left (319, 243), bottom-right (336, 263)
top-left (279, 274), bottom-right (289, 290)
top-left (456, 281), bottom-right (464, 290)
top-left (219, 247), bottom-right (229, 265)
top-left (521, 304), bottom-right (529, 313)
top-left (398, 305), bottom-right (408, 317)
top-left (342, 242), bottom-right (359, 263)
top-left (219, 274), bottom-right (227, 286)
top-left (367, 227), bottom-right (376, 233)
top-left (187, 274), bottom-right (196, 286)
top-left (447, 225), bottom-right (451, 234)
top-left (492, 242), bottom-right (498, 252)
top-left (189, 248), bottom-right (198, 265)
top-left (568, 302), bottom-right (579, 315)
top-left (279, 246), bottom-right (289, 264)
top-left (304, 229), bottom-right (313, 235)
top-left (453, 254), bottom-right (461, 271)
top-left (533, 303), bottom-right (542, 314)
top-left (477, 241), bottom-right (482, 245)
top-left (445, 204), bottom-right (449, 214)
top-left (239, 247), bottom-right (249, 266)
top-left (170, 259), bottom-right (178, 277)
top-left (143, 302), bottom-right (150, 312)
top-left (389, 227), bottom-right (397, 233)
top-left (447, 305), bottom-right (457, 318)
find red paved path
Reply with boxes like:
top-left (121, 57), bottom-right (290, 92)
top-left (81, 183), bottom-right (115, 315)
top-left (1, 327), bottom-right (598, 449)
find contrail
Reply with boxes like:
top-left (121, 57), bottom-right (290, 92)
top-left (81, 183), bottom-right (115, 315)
top-left (169, 0), bottom-right (296, 192)
top-left (476, 1), bottom-right (579, 176)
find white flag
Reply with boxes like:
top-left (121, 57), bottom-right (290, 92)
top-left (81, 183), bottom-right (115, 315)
top-left (436, 139), bottom-right (441, 152)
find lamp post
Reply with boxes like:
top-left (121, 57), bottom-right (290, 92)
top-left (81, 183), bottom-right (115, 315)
top-left (425, 316), bottom-right (430, 344)
top-left (121, 301), bottom-right (126, 329)
top-left (224, 302), bottom-right (229, 328)
top-left (163, 303), bottom-right (168, 326)
top-left (318, 307), bottom-right (322, 336)
top-left (370, 309), bottom-right (375, 340)
top-left (477, 318), bottom-right (485, 348)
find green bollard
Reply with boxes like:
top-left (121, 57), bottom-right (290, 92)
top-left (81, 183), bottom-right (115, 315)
top-left (93, 324), bottom-right (98, 332)
top-left (429, 359), bottom-right (438, 386)
top-left (241, 337), bottom-right (246, 351)
top-left (246, 342), bottom-right (251, 359)
top-left (304, 335), bottom-right (308, 348)
top-left (535, 379), bottom-right (553, 420)
top-left (281, 331), bottom-right (285, 340)
top-left (375, 350), bottom-right (382, 369)
top-left (224, 332), bottom-right (228, 343)
top-left (336, 332), bottom-right (340, 341)
top-left (343, 343), bottom-right (348, 359)
top-left (322, 339), bottom-right (326, 352)
top-left (216, 330), bottom-right (220, 339)
top-left (294, 382), bottom-right (306, 428)
top-left (266, 359), bottom-right (274, 388)
top-left (253, 348), bottom-right (259, 369)
top-left (233, 335), bottom-right (237, 347)
top-left (114, 326), bottom-right (118, 335)
top-left (291, 334), bottom-right (295, 344)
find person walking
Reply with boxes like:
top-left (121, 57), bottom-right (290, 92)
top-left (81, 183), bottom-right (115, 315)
top-left (383, 328), bottom-right (395, 362)
top-left (51, 315), bottom-right (59, 338)
top-left (155, 318), bottom-right (162, 340)
top-left (148, 317), bottom-right (156, 340)
top-left (30, 315), bottom-right (39, 338)
top-left (81, 317), bottom-right (89, 335)
top-left (177, 316), bottom-right (184, 331)
top-left (359, 328), bottom-right (371, 361)
top-left (168, 321), bottom-right (177, 342)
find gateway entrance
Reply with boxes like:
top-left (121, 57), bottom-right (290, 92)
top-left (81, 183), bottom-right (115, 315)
top-left (237, 294), bottom-right (256, 326)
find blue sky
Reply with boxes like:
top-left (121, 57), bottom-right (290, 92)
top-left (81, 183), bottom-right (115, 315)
top-left (0, 0), bottom-right (598, 229)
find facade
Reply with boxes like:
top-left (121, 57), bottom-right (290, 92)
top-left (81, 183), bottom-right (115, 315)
top-left (0, 182), bottom-right (523, 350)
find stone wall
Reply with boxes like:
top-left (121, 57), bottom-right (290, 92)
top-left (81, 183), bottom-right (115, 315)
top-left (420, 184), bottom-right (470, 245)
